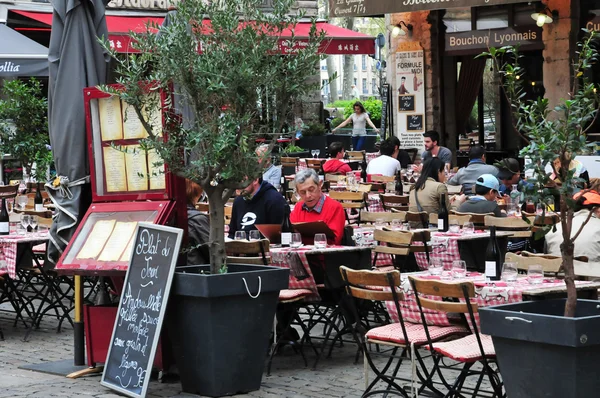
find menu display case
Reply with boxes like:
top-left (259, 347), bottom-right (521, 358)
top-left (56, 85), bottom-right (186, 275)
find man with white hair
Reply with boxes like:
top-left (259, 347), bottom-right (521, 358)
top-left (256, 144), bottom-right (281, 189)
top-left (290, 169), bottom-right (345, 245)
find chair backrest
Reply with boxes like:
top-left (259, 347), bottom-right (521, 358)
top-left (452, 211), bottom-right (492, 226)
top-left (346, 150), bottom-right (366, 162)
top-left (370, 175), bottom-right (395, 183)
top-left (325, 174), bottom-right (345, 182)
top-left (373, 229), bottom-right (413, 256)
top-left (195, 202), bottom-right (209, 212)
top-left (405, 211), bottom-right (429, 224)
top-left (379, 194), bottom-right (410, 211)
top-left (224, 206), bottom-right (233, 224)
top-left (357, 184), bottom-right (371, 193)
top-left (225, 238), bottom-right (270, 265)
top-left (306, 159), bottom-right (325, 174)
top-left (505, 251), bottom-right (562, 273)
top-left (485, 215), bottom-right (532, 238)
top-left (280, 157), bottom-right (299, 167)
top-left (361, 211), bottom-right (405, 223)
top-left (446, 184), bottom-right (462, 195)
top-left (0, 185), bottom-right (19, 199)
top-left (329, 191), bottom-right (367, 209)
top-left (429, 213), bottom-right (472, 226)
top-left (340, 266), bottom-right (403, 302)
top-left (409, 277), bottom-right (477, 314)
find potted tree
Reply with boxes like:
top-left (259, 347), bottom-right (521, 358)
top-left (478, 31), bottom-right (600, 397)
top-left (0, 79), bottom-right (52, 183)
top-left (103, 0), bottom-right (324, 396)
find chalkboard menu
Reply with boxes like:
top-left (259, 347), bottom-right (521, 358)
top-left (101, 223), bottom-right (183, 398)
top-left (399, 95), bottom-right (415, 112)
top-left (407, 114), bottom-right (424, 132)
top-left (380, 84), bottom-right (389, 136)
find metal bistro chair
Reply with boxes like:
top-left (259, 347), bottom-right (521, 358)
top-left (347, 150), bottom-right (366, 162)
top-left (225, 238), bottom-right (270, 265)
top-left (360, 211), bottom-right (405, 225)
top-left (329, 190), bottom-right (368, 225)
top-left (340, 267), bottom-right (469, 398)
top-left (370, 175), bottom-right (396, 183)
top-left (409, 277), bottom-right (504, 398)
top-left (281, 156), bottom-right (299, 177)
top-left (306, 159), bottom-right (325, 175)
top-left (452, 211), bottom-right (493, 228)
top-left (379, 194), bottom-right (410, 212)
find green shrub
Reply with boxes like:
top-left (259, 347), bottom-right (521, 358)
top-left (283, 144), bottom-right (305, 153)
top-left (325, 99), bottom-right (355, 109)
top-left (330, 117), bottom-right (343, 128)
top-left (342, 97), bottom-right (382, 127)
top-left (302, 122), bottom-right (325, 137)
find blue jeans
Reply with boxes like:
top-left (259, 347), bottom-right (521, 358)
top-left (352, 135), bottom-right (366, 151)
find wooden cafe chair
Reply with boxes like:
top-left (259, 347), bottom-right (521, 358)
top-left (306, 159), bottom-right (325, 174)
top-left (403, 210), bottom-right (429, 228)
top-left (346, 150), bottom-right (366, 162)
top-left (280, 156), bottom-right (299, 176)
top-left (409, 277), bottom-right (503, 398)
top-left (195, 202), bottom-right (209, 212)
top-left (329, 191), bottom-right (367, 224)
top-left (224, 206), bottom-right (233, 225)
top-left (484, 215), bottom-right (532, 239)
top-left (325, 174), bottom-right (345, 182)
top-left (371, 229), bottom-right (413, 267)
top-left (451, 211), bottom-right (493, 228)
top-left (370, 175), bottom-right (395, 183)
top-left (361, 211), bottom-right (405, 225)
top-left (429, 213), bottom-right (472, 226)
top-left (379, 194), bottom-right (409, 212)
top-left (225, 238), bottom-right (270, 265)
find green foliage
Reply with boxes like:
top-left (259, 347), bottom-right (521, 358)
top-left (283, 144), bottom-right (305, 153)
top-left (330, 117), bottom-right (343, 128)
top-left (342, 97), bottom-right (382, 127)
top-left (302, 122), bottom-right (325, 137)
top-left (326, 99), bottom-right (355, 108)
top-left (0, 79), bottom-right (51, 182)
top-left (103, 0), bottom-right (324, 273)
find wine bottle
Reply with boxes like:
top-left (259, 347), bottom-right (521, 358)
top-left (395, 170), bottom-right (403, 195)
top-left (485, 226), bottom-right (501, 281)
top-left (361, 160), bottom-right (368, 182)
top-left (281, 204), bottom-right (293, 247)
top-left (437, 193), bottom-right (449, 232)
top-left (34, 183), bottom-right (44, 212)
top-left (0, 198), bottom-right (9, 235)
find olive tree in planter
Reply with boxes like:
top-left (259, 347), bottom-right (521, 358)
top-left (103, 0), bottom-right (323, 396)
top-left (0, 79), bottom-right (52, 182)
top-left (478, 32), bottom-right (600, 398)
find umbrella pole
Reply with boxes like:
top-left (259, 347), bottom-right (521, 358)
top-left (74, 275), bottom-right (85, 366)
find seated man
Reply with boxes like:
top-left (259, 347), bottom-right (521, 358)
top-left (323, 141), bottom-right (352, 175)
top-left (256, 144), bottom-right (281, 189)
top-left (228, 177), bottom-right (287, 238)
top-left (457, 174), bottom-right (504, 217)
top-left (290, 169), bottom-right (345, 245)
top-left (366, 140), bottom-right (401, 177)
top-left (388, 136), bottom-right (411, 169)
top-left (497, 158), bottom-right (524, 196)
top-left (448, 146), bottom-right (498, 194)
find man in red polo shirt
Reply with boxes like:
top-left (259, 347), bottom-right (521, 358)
top-left (290, 169), bottom-right (346, 245)
top-left (322, 142), bottom-right (352, 175)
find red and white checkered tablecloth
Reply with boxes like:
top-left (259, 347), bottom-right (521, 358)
top-left (0, 233), bottom-right (49, 278)
top-left (413, 232), bottom-right (466, 270)
top-left (386, 271), bottom-right (597, 331)
top-left (297, 153), bottom-right (380, 173)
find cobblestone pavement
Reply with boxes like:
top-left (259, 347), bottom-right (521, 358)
top-left (0, 307), bottom-right (494, 398)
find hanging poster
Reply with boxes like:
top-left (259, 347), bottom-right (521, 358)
top-left (395, 42), bottom-right (426, 151)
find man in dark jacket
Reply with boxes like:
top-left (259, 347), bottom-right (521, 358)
top-left (228, 177), bottom-right (287, 238)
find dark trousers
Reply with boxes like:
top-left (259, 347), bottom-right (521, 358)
top-left (352, 135), bottom-right (366, 151)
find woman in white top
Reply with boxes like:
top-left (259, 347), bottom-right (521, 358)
top-left (332, 101), bottom-right (379, 151)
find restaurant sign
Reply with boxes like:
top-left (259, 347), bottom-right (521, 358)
top-left (445, 26), bottom-right (543, 55)
top-left (329, 0), bottom-right (526, 19)
top-left (107, 0), bottom-right (178, 10)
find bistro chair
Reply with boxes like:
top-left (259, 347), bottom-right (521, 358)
top-left (446, 185), bottom-right (463, 195)
top-left (409, 277), bottom-right (504, 398)
top-left (368, 183), bottom-right (386, 192)
top-left (484, 216), bottom-right (532, 238)
top-left (340, 267), bottom-right (468, 398)
top-left (379, 194), bottom-right (410, 212)
top-left (0, 184), bottom-right (18, 199)
top-left (361, 211), bottom-right (405, 225)
top-left (404, 210), bottom-right (429, 228)
top-left (452, 211), bottom-right (492, 228)
top-left (370, 175), bottom-right (395, 183)
top-left (225, 238), bottom-right (270, 265)
top-left (325, 174), bottom-right (345, 182)
top-left (347, 150), bottom-right (366, 162)
top-left (405, 148), bottom-right (419, 164)
top-left (429, 213), bottom-right (472, 226)
top-left (329, 191), bottom-right (368, 224)
top-left (195, 202), bottom-right (209, 212)
top-left (224, 206), bottom-right (233, 225)
top-left (306, 159), bottom-right (325, 174)
top-left (371, 229), bottom-right (413, 268)
top-left (357, 184), bottom-right (372, 193)
top-left (281, 156), bottom-right (299, 176)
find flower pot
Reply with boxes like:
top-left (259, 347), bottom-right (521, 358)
top-left (167, 264), bottom-right (289, 397)
top-left (480, 299), bottom-right (600, 398)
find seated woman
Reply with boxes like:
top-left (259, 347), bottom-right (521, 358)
top-left (408, 158), bottom-right (464, 222)
top-left (186, 179), bottom-right (210, 265)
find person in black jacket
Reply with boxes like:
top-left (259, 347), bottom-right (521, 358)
top-left (388, 136), bottom-right (411, 169)
top-left (186, 179), bottom-right (210, 265)
top-left (228, 177), bottom-right (287, 238)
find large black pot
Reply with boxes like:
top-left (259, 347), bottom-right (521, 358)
top-left (168, 264), bottom-right (289, 397)
top-left (297, 135), bottom-right (327, 154)
top-left (480, 299), bottom-right (600, 398)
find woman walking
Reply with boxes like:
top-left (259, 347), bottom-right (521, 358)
top-left (332, 101), bottom-right (379, 151)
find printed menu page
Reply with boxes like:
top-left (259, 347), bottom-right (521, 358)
top-left (76, 220), bottom-right (116, 260)
top-left (102, 147), bottom-right (127, 192)
top-left (121, 101), bottom-right (147, 140)
top-left (97, 221), bottom-right (138, 262)
top-left (124, 145), bottom-right (149, 191)
top-left (147, 149), bottom-right (166, 190)
top-left (99, 96), bottom-right (124, 141)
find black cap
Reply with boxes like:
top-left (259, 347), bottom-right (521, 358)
top-left (497, 158), bottom-right (520, 180)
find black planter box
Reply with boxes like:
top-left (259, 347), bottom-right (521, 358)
top-left (284, 150), bottom-right (311, 158)
top-left (480, 299), bottom-right (600, 398)
top-left (297, 135), bottom-right (327, 154)
top-left (168, 264), bottom-right (289, 397)
top-left (327, 133), bottom-right (352, 152)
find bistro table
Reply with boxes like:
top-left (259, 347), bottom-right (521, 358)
top-left (387, 270), bottom-right (600, 330)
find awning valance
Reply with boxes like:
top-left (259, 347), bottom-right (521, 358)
top-left (12, 10), bottom-right (375, 55)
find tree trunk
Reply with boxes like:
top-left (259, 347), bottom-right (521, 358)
top-left (342, 18), bottom-right (355, 100)
top-left (326, 55), bottom-right (339, 104)
top-left (207, 188), bottom-right (227, 275)
top-left (560, 195), bottom-right (576, 317)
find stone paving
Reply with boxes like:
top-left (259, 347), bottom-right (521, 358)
top-left (0, 305), bottom-right (495, 398)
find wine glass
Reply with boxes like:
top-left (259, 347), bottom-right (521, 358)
top-left (290, 233), bottom-right (302, 248)
top-left (501, 262), bottom-right (518, 283)
top-left (428, 258), bottom-right (443, 276)
top-left (234, 231), bottom-right (247, 240)
top-left (463, 222), bottom-right (475, 234)
top-left (311, 150), bottom-right (317, 158)
top-left (249, 230), bottom-right (261, 241)
top-left (527, 264), bottom-right (544, 284)
top-left (314, 233), bottom-right (327, 249)
top-left (315, 150), bottom-right (320, 158)
top-left (29, 216), bottom-right (38, 233)
top-left (20, 215), bottom-right (31, 233)
top-left (452, 260), bottom-right (467, 279)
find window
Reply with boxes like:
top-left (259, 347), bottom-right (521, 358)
top-left (322, 79), bottom-right (329, 95)
top-left (354, 78), bottom-right (357, 86)
top-left (362, 78), bottom-right (368, 94)
top-left (354, 63), bottom-right (357, 71)
top-left (362, 55), bottom-right (367, 70)
top-left (320, 65), bottom-right (327, 70)
top-left (476, 6), bottom-right (508, 30)
top-left (372, 78), bottom-right (377, 94)
top-left (443, 7), bottom-right (471, 32)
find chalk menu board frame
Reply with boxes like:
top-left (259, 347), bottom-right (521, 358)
top-left (380, 84), bottom-right (389, 137)
top-left (101, 223), bottom-right (183, 398)
top-left (406, 114), bottom-right (424, 132)
top-left (398, 95), bottom-right (415, 112)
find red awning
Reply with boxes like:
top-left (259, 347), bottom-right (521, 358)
top-left (12, 10), bottom-right (375, 55)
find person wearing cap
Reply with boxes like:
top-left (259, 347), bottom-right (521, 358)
top-left (457, 174), bottom-right (505, 217)
top-left (497, 158), bottom-right (523, 196)
top-left (448, 146), bottom-right (498, 195)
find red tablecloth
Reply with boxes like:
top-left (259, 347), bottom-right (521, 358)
top-left (0, 233), bottom-right (49, 278)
